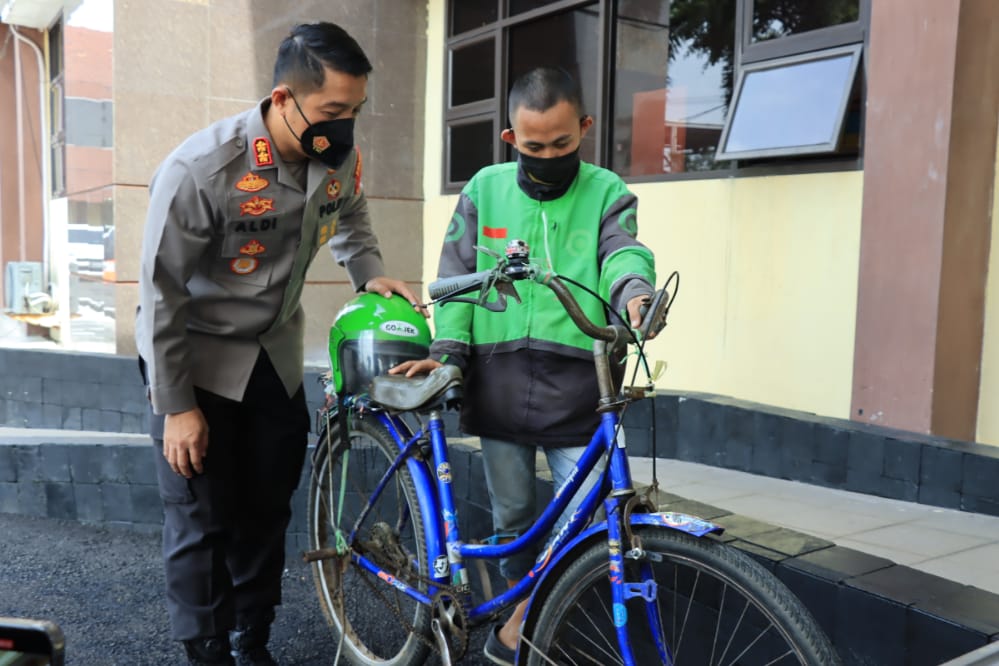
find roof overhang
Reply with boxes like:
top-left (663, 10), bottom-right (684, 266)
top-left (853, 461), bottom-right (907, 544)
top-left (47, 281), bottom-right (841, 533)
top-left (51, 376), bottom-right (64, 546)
top-left (1, 0), bottom-right (80, 30)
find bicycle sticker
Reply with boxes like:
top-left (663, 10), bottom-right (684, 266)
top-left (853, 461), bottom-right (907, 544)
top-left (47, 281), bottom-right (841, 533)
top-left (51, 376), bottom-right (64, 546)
top-left (613, 603), bottom-right (627, 627)
top-left (436, 462), bottom-right (452, 483)
top-left (433, 555), bottom-right (448, 578)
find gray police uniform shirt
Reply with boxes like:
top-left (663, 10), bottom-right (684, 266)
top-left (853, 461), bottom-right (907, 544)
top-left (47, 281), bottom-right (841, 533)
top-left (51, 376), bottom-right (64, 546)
top-left (135, 99), bottom-right (384, 416)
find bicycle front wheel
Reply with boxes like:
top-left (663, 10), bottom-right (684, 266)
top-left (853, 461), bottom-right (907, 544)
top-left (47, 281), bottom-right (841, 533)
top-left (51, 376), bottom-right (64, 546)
top-left (308, 414), bottom-right (432, 666)
top-left (524, 526), bottom-right (840, 665)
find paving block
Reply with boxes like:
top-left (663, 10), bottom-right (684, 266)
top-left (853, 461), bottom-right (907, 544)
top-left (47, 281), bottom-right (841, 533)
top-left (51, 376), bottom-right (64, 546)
top-left (779, 417), bottom-right (814, 479)
top-left (41, 378), bottom-right (62, 406)
top-left (749, 412), bottom-right (781, 476)
top-left (22, 402), bottom-right (43, 428)
top-left (101, 483), bottom-right (134, 522)
top-left (657, 498), bottom-right (730, 521)
top-left (99, 410), bottom-right (123, 433)
top-left (61, 407), bottom-right (82, 430)
top-left (18, 482), bottom-right (47, 517)
top-left (731, 540), bottom-right (788, 573)
top-left (130, 484), bottom-right (164, 525)
top-left (0, 481), bottom-right (18, 513)
top-left (913, 585), bottom-right (999, 641)
top-left (622, 426), bottom-right (651, 457)
top-left (721, 407), bottom-right (754, 470)
top-left (119, 444), bottom-right (157, 485)
top-left (876, 475), bottom-right (919, 502)
top-left (712, 513), bottom-right (778, 538)
top-left (70, 445), bottom-right (126, 483)
top-left (810, 460), bottom-right (847, 486)
top-left (44, 482), bottom-right (77, 520)
top-left (786, 545), bottom-right (894, 583)
top-left (883, 437), bottom-right (921, 481)
top-left (18, 376), bottom-right (43, 402)
top-left (37, 444), bottom-right (72, 482)
top-left (961, 454), bottom-right (999, 501)
top-left (905, 606), bottom-right (990, 666)
top-left (74, 483), bottom-right (104, 522)
top-left (41, 404), bottom-right (62, 428)
top-left (846, 430), bottom-right (885, 493)
top-left (836, 584), bottom-right (906, 666)
top-left (81, 408), bottom-right (102, 431)
top-left (740, 527), bottom-right (833, 558)
top-left (121, 412), bottom-right (146, 434)
top-left (848, 565), bottom-right (966, 608)
top-left (813, 426), bottom-right (849, 467)
top-left (6, 400), bottom-right (26, 426)
top-left (13, 445), bottom-right (42, 482)
top-left (0, 446), bottom-right (16, 482)
top-left (919, 444), bottom-right (963, 509)
top-left (775, 564), bottom-right (838, 643)
top-left (960, 494), bottom-right (999, 516)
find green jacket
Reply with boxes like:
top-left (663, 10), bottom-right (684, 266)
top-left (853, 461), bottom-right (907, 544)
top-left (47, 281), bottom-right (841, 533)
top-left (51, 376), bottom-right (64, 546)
top-left (431, 161), bottom-right (655, 446)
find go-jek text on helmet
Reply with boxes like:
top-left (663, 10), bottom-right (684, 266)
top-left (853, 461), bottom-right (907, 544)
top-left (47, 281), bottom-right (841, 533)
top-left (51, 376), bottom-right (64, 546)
top-left (328, 293), bottom-right (431, 395)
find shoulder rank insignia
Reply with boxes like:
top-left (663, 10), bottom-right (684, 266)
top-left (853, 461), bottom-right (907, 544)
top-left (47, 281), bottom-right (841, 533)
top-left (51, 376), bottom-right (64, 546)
top-left (235, 172), bottom-right (269, 193)
top-left (327, 179), bottom-right (341, 200)
top-left (353, 147), bottom-right (363, 195)
top-left (239, 195), bottom-right (275, 217)
top-left (239, 239), bottom-right (266, 256)
top-left (230, 257), bottom-right (259, 275)
top-left (252, 137), bottom-right (274, 167)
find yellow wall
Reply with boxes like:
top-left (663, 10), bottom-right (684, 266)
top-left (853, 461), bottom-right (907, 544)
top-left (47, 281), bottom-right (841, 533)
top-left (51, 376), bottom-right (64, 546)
top-left (976, 130), bottom-right (999, 445)
top-left (422, 0), bottom-right (863, 420)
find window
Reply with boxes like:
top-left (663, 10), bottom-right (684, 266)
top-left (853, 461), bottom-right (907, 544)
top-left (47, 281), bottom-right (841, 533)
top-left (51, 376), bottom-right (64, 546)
top-left (443, 0), bottom-right (867, 191)
top-left (48, 17), bottom-right (66, 197)
top-left (717, 45), bottom-right (861, 160)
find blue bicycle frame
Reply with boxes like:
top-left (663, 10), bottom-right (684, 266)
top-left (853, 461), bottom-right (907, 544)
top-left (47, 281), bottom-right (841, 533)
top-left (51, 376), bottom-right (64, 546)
top-left (339, 399), bottom-right (720, 666)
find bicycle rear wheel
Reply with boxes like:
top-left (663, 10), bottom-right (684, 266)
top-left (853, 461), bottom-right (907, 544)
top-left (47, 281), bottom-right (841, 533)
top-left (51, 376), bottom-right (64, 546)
top-left (523, 526), bottom-right (840, 665)
top-left (308, 414), bottom-right (432, 666)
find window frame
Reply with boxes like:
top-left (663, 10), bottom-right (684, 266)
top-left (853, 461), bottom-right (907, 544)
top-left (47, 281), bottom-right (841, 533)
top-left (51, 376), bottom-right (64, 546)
top-left (738, 0), bottom-right (870, 64)
top-left (716, 43), bottom-right (863, 161)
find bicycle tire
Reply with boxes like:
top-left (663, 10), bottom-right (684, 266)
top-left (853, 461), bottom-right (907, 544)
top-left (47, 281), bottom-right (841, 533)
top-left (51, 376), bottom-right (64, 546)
top-left (523, 526), bottom-right (840, 666)
top-left (308, 415), bottom-right (432, 666)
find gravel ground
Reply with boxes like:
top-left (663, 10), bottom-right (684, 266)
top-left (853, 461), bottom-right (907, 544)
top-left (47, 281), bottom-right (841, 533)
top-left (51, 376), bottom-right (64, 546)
top-left (0, 514), bottom-right (493, 665)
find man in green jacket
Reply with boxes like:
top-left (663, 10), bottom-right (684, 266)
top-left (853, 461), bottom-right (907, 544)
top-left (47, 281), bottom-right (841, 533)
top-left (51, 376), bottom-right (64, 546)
top-left (392, 66), bottom-right (655, 665)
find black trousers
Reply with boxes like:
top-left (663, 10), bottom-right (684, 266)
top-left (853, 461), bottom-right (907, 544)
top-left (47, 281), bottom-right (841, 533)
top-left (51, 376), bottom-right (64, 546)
top-left (148, 351), bottom-right (309, 640)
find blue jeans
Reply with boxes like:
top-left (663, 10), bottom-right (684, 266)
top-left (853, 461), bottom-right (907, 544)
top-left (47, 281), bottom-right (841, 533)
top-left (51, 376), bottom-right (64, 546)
top-left (480, 437), bottom-right (609, 581)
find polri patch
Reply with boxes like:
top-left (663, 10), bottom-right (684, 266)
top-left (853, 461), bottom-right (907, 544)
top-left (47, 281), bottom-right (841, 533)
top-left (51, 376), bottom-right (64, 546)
top-left (239, 195), bottom-right (275, 217)
top-left (235, 172), bottom-right (269, 192)
top-left (230, 257), bottom-right (259, 275)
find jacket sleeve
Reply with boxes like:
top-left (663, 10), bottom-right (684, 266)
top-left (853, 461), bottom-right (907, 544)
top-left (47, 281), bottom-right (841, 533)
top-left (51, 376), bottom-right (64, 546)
top-left (429, 192), bottom-right (479, 370)
top-left (137, 159), bottom-right (216, 415)
top-left (597, 191), bottom-right (656, 316)
top-left (329, 188), bottom-right (386, 292)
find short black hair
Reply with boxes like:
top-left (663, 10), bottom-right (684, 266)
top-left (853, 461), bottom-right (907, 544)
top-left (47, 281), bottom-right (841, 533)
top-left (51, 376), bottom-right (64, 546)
top-left (273, 22), bottom-right (373, 92)
top-left (507, 66), bottom-right (584, 124)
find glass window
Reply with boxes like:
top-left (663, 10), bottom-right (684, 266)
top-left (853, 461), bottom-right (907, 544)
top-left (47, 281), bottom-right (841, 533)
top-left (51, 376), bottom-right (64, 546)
top-left (510, 0), bottom-right (565, 16)
top-left (508, 4), bottom-right (599, 162)
top-left (752, 0), bottom-right (860, 43)
top-left (451, 2), bottom-right (498, 35)
top-left (613, 0), bottom-right (736, 176)
top-left (449, 120), bottom-right (495, 183)
top-left (717, 45), bottom-right (861, 159)
top-left (451, 39), bottom-right (495, 107)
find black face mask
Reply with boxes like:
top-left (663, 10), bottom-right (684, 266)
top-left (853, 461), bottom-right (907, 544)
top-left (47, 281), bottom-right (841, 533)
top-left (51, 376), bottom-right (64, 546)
top-left (284, 89), bottom-right (355, 170)
top-left (516, 149), bottom-right (581, 201)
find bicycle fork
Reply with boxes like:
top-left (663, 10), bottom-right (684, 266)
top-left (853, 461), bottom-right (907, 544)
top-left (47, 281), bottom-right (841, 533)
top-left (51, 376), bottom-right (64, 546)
top-left (606, 500), bottom-right (674, 666)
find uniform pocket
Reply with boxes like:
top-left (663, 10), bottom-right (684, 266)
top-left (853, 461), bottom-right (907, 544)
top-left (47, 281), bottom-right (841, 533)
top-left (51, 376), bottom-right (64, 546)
top-left (213, 224), bottom-right (281, 288)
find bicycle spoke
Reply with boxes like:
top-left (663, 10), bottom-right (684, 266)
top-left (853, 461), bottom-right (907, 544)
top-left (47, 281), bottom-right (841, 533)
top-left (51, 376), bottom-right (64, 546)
top-left (708, 580), bottom-right (729, 665)
top-left (672, 567), bottom-right (700, 662)
top-left (563, 617), bottom-right (625, 666)
top-left (715, 596), bottom-right (750, 665)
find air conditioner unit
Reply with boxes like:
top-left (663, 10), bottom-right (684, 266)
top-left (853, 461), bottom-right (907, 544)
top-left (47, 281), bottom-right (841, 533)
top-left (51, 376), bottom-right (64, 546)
top-left (5, 261), bottom-right (43, 314)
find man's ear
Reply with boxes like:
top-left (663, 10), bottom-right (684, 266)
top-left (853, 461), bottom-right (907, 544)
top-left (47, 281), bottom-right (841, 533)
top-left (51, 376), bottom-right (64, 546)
top-left (500, 128), bottom-right (517, 147)
top-left (270, 86), bottom-right (290, 111)
top-left (580, 114), bottom-right (594, 135)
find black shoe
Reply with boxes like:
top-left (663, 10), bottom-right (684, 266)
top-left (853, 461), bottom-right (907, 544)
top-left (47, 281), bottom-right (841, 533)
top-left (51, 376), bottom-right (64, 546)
top-left (483, 624), bottom-right (516, 666)
top-left (230, 624), bottom-right (277, 666)
top-left (184, 636), bottom-right (235, 666)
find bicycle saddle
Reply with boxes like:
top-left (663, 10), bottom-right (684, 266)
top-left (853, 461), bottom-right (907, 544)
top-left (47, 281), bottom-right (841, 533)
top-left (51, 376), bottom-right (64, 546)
top-left (369, 364), bottom-right (463, 412)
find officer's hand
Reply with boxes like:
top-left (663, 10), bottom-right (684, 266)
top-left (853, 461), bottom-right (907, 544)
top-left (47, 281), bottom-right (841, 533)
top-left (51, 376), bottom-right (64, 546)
top-left (364, 276), bottom-right (430, 318)
top-left (389, 358), bottom-right (442, 377)
top-left (627, 295), bottom-right (658, 340)
top-left (163, 408), bottom-right (210, 479)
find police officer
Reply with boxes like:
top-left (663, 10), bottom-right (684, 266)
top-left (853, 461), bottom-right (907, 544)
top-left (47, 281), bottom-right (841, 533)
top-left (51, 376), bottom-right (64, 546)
top-left (135, 22), bottom-right (422, 666)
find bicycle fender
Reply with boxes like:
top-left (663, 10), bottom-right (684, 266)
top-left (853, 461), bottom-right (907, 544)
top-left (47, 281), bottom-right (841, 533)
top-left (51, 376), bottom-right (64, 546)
top-left (522, 512), bottom-right (723, 633)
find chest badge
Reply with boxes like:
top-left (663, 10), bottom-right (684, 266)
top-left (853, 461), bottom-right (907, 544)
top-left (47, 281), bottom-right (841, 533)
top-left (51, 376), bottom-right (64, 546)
top-left (327, 179), bottom-right (341, 200)
top-left (230, 257), bottom-right (259, 275)
top-left (235, 172), bottom-right (269, 193)
top-left (239, 239), bottom-right (266, 256)
top-left (252, 137), bottom-right (274, 167)
top-left (239, 195), bottom-right (275, 217)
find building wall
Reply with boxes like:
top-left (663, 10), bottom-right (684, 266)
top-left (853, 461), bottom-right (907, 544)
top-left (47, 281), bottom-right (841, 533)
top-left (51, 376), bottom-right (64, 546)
top-left (112, 0), bottom-right (427, 365)
top-left (421, 1), bottom-right (863, 421)
top-left (977, 129), bottom-right (999, 445)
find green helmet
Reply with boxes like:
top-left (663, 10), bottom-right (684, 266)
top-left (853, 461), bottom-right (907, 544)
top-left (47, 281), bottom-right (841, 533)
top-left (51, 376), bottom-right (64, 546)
top-left (328, 293), bottom-right (431, 395)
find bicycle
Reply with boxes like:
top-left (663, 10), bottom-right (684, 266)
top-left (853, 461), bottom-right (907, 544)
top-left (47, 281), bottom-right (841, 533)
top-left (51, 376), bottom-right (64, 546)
top-left (303, 240), bottom-right (841, 666)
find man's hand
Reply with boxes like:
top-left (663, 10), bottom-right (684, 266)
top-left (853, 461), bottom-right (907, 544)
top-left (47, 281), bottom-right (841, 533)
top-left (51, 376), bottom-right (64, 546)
top-left (364, 276), bottom-right (430, 318)
top-left (163, 408), bottom-right (209, 478)
top-left (389, 358), bottom-right (442, 377)
top-left (627, 294), bottom-right (659, 340)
